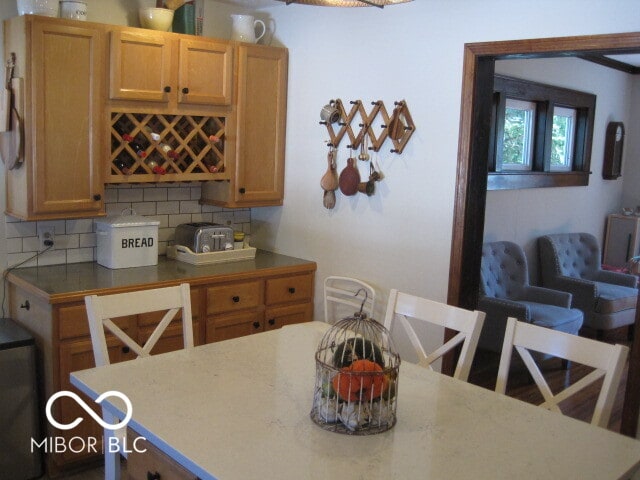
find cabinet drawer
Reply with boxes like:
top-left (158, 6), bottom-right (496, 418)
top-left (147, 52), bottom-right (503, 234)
top-left (265, 303), bottom-right (312, 331)
top-left (126, 428), bottom-right (196, 480)
top-left (206, 312), bottom-right (262, 343)
top-left (58, 304), bottom-right (133, 340)
top-left (206, 281), bottom-right (261, 314)
top-left (265, 274), bottom-right (313, 306)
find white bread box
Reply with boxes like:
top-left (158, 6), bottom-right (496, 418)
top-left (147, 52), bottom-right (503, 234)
top-left (95, 210), bottom-right (160, 269)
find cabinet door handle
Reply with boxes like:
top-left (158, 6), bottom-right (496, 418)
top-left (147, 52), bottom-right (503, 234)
top-left (288, 287), bottom-right (296, 294)
top-left (93, 194), bottom-right (102, 201)
top-left (268, 318), bottom-right (275, 326)
top-left (239, 188), bottom-right (246, 194)
top-left (147, 472), bottom-right (161, 480)
top-left (20, 300), bottom-right (30, 311)
top-left (252, 321), bottom-right (261, 329)
top-left (182, 87), bottom-right (189, 94)
top-left (232, 296), bottom-right (240, 303)
top-left (164, 86), bottom-right (171, 93)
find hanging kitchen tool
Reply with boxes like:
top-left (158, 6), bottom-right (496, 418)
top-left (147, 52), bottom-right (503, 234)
top-left (0, 53), bottom-right (15, 133)
top-left (321, 147), bottom-right (339, 209)
top-left (358, 132), bottom-right (370, 161)
top-left (339, 157), bottom-right (360, 196)
top-left (0, 52), bottom-right (23, 170)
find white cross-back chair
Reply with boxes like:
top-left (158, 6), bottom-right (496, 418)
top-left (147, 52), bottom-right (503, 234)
top-left (382, 289), bottom-right (485, 382)
top-left (496, 317), bottom-right (629, 428)
top-left (324, 276), bottom-right (376, 324)
top-left (84, 283), bottom-right (194, 480)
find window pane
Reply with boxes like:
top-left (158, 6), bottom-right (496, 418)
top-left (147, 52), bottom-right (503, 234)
top-left (502, 99), bottom-right (535, 171)
top-left (551, 107), bottom-right (576, 172)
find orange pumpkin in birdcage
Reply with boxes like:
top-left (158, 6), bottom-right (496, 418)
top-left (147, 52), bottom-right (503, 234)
top-left (311, 292), bottom-right (400, 435)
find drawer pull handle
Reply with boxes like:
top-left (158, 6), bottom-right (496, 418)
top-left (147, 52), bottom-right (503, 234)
top-left (147, 471), bottom-right (161, 480)
top-left (252, 321), bottom-right (261, 329)
top-left (20, 300), bottom-right (30, 311)
top-left (232, 296), bottom-right (240, 303)
top-left (182, 87), bottom-right (189, 94)
top-left (164, 86), bottom-right (171, 93)
top-left (288, 287), bottom-right (296, 294)
top-left (268, 318), bottom-right (275, 326)
top-left (93, 194), bottom-right (102, 201)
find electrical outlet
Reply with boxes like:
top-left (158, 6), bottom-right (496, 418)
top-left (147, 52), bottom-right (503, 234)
top-left (37, 225), bottom-right (55, 250)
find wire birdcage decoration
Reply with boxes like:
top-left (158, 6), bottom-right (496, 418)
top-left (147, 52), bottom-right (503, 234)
top-left (311, 291), bottom-right (400, 434)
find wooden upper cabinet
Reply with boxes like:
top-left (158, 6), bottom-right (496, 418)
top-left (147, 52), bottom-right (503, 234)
top-left (201, 44), bottom-right (288, 207)
top-left (109, 29), bottom-right (172, 102)
top-left (234, 44), bottom-right (287, 204)
top-left (109, 29), bottom-right (233, 106)
top-left (178, 38), bottom-right (233, 105)
top-left (4, 15), bottom-right (105, 220)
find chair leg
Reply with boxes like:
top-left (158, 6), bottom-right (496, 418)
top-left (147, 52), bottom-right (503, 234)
top-left (561, 359), bottom-right (571, 370)
top-left (596, 329), bottom-right (604, 341)
top-left (628, 324), bottom-right (635, 342)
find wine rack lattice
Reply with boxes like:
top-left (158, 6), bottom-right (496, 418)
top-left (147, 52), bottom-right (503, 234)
top-left (108, 112), bottom-right (228, 182)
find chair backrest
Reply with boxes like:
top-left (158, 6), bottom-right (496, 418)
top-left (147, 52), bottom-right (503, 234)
top-left (496, 317), bottom-right (629, 428)
top-left (382, 289), bottom-right (485, 381)
top-left (84, 283), bottom-right (194, 367)
top-left (324, 276), bottom-right (376, 324)
top-left (480, 241), bottom-right (529, 300)
top-left (539, 232), bottom-right (601, 281)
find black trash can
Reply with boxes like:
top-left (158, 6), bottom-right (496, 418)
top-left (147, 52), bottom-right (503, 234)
top-left (0, 318), bottom-right (43, 480)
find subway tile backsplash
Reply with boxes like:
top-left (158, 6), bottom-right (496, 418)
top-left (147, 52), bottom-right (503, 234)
top-left (5, 184), bottom-right (251, 269)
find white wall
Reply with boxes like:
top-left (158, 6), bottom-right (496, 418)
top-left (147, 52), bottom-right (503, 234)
top-left (249, 0), bottom-right (640, 323)
top-left (483, 57), bottom-right (635, 282)
top-left (1, 1), bottom-right (639, 326)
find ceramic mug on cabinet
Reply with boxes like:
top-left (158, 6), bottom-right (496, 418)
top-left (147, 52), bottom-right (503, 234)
top-left (230, 14), bottom-right (266, 44)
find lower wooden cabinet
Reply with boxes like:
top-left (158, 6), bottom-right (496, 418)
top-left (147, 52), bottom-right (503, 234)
top-left (8, 260), bottom-right (314, 475)
top-left (126, 428), bottom-right (197, 480)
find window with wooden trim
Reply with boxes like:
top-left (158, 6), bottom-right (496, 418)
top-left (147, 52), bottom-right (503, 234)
top-left (488, 75), bottom-right (596, 190)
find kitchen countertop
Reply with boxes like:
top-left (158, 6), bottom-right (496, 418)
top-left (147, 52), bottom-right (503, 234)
top-left (6, 250), bottom-right (316, 304)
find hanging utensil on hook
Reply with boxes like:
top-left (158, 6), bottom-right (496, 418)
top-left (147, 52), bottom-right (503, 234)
top-left (321, 146), bottom-right (339, 209)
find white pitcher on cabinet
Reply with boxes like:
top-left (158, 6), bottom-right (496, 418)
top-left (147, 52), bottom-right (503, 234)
top-left (230, 14), bottom-right (266, 44)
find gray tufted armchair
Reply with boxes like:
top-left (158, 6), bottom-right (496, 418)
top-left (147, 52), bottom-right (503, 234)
top-left (538, 232), bottom-right (638, 336)
top-left (478, 241), bottom-right (584, 352)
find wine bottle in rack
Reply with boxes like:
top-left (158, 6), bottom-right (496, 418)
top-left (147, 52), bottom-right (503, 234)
top-left (113, 156), bottom-right (134, 175)
top-left (202, 157), bottom-right (222, 173)
top-left (122, 133), bottom-right (147, 158)
top-left (146, 157), bottom-right (166, 175)
top-left (144, 125), bottom-right (161, 142)
top-left (159, 143), bottom-right (179, 159)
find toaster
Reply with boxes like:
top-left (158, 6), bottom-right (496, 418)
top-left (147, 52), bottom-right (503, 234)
top-left (174, 222), bottom-right (234, 253)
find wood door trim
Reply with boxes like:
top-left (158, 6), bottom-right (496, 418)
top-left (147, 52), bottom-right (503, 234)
top-left (446, 31), bottom-right (640, 437)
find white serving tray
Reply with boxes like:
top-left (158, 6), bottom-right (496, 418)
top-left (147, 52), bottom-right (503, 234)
top-left (166, 245), bottom-right (257, 265)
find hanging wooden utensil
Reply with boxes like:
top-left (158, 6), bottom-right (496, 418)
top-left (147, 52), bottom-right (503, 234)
top-left (388, 103), bottom-right (405, 141)
top-left (320, 148), bottom-right (339, 191)
top-left (339, 157), bottom-right (360, 196)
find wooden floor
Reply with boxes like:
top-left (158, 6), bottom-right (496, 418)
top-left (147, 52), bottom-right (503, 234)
top-left (467, 326), bottom-right (631, 433)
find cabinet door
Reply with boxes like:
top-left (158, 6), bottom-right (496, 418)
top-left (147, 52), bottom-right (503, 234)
top-left (31, 20), bottom-right (104, 216)
top-left (604, 215), bottom-right (640, 267)
top-left (109, 29), bottom-right (172, 102)
top-left (178, 38), bottom-right (233, 105)
top-left (234, 45), bottom-right (288, 205)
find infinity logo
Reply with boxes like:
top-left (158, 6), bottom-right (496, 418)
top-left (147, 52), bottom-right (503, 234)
top-left (46, 391), bottom-right (133, 431)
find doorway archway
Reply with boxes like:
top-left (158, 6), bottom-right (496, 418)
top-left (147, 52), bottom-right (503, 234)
top-left (446, 32), bottom-right (640, 436)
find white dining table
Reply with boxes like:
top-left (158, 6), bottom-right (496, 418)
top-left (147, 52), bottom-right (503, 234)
top-left (71, 321), bottom-right (640, 480)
